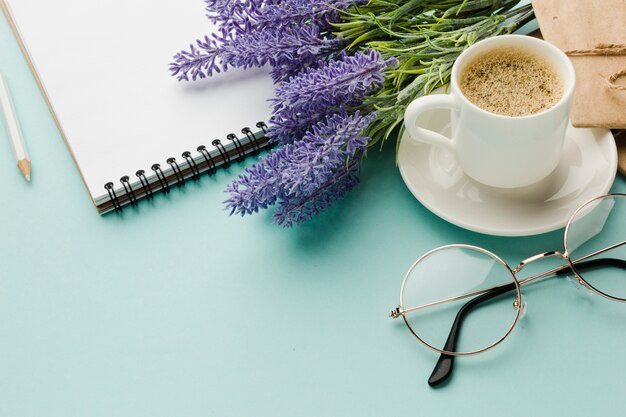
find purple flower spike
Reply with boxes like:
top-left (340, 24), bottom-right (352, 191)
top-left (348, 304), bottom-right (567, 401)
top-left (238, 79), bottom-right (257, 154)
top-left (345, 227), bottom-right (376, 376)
top-left (204, 0), bottom-right (277, 28)
top-left (222, 25), bottom-right (344, 78)
top-left (170, 24), bottom-right (343, 82)
top-left (204, 0), bottom-right (364, 35)
top-left (279, 111), bottom-right (375, 197)
top-left (224, 149), bottom-right (286, 215)
top-left (246, 0), bottom-right (367, 31)
top-left (269, 50), bottom-right (397, 144)
top-left (272, 161), bottom-right (360, 227)
top-left (170, 0), bottom-right (368, 82)
top-left (169, 36), bottom-right (222, 82)
top-left (224, 110), bottom-right (375, 225)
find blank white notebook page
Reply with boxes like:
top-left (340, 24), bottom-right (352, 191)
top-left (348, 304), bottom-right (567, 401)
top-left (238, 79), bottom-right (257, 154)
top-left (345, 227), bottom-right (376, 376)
top-left (5, 0), bottom-right (274, 201)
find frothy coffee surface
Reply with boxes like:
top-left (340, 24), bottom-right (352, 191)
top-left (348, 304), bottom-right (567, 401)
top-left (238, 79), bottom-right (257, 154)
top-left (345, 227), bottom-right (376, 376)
top-left (459, 47), bottom-right (563, 117)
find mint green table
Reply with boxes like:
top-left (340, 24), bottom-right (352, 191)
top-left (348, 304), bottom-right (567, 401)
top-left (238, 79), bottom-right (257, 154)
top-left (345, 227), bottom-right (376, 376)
top-left (1, 13), bottom-right (625, 417)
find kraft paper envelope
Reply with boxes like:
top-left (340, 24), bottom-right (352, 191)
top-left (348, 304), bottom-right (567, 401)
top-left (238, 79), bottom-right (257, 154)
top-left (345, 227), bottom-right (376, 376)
top-left (532, 0), bottom-right (626, 128)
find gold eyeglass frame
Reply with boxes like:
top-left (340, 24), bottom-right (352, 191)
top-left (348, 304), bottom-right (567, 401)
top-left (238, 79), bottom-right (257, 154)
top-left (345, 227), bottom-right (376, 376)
top-left (390, 193), bottom-right (626, 357)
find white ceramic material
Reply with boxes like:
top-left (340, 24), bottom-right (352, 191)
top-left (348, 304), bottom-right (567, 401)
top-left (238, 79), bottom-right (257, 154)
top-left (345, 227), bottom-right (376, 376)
top-left (397, 107), bottom-right (617, 236)
top-left (404, 35), bottom-right (576, 188)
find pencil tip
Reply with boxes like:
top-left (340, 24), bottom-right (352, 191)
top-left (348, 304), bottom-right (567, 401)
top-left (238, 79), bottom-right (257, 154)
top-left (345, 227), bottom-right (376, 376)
top-left (17, 159), bottom-right (31, 182)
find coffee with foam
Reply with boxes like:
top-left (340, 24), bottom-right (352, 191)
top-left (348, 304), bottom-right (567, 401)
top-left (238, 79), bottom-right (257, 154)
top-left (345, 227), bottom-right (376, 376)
top-left (459, 47), bottom-right (563, 117)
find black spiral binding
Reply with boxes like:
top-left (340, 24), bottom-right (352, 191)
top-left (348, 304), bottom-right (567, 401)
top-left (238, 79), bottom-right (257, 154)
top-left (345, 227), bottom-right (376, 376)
top-left (227, 133), bottom-right (246, 162)
top-left (242, 127), bottom-right (260, 155)
top-left (136, 170), bottom-right (154, 200)
top-left (167, 157), bottom-right (186, 187)
top-left (197, 145), bottom-right (217, 175)
top-left (120, 176), bottom-right (138, 206)
top-left (182, 151), bottom-right (201, 180)
top-left (256, 122), bottom-right (273, 150)
top-left (103, 121), bottom-right (271, 212)
top-left (151, 163), bottom-right (170, 194)
top-left (212, 139), bottom-right (230, 168)
top-left (104, 182), bottom-right (121, 212)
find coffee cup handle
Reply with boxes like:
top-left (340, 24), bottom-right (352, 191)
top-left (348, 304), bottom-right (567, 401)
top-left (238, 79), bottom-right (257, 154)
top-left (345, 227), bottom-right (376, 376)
top-left (404, 94), bottom-right (457, 151)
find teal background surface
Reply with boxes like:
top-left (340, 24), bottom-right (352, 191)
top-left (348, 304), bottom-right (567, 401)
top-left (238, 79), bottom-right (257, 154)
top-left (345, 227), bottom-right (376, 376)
top-left (1, 10), bottom-right (625, 417)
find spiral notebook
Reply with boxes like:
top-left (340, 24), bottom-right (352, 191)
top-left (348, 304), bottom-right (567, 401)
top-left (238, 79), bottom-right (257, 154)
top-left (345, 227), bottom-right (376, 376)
top-left (2, 0), bottom-right (275, 214)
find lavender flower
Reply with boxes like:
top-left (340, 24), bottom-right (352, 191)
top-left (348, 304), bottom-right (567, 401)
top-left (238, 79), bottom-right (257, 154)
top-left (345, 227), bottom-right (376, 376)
top-left (170, 24), bottom-right (343, 82)
top-left (169, 37), bottom-right (221, 81)
top-left (204, 0), bottom-right (275, 28)
top-left (223, 149), bottom-right (286, 215)
top-left (268, 50), bottom-right (396, 144)
top-left (205, 0), bottom-right (362, 34)
top-left (246, 0), bottom-right (365, 31)
top-left (204, 0), bottom-right (243, 16)
top-left (279, 111), bottom-right (374, 196)
top-left (224, 111), bottom-right (375, 225)
top-left (272, 161), bottom-right (360, 227)
top-left (170, 0), bottom-right (366, 82)
top-left (224, 25), bottom-right (343, 79)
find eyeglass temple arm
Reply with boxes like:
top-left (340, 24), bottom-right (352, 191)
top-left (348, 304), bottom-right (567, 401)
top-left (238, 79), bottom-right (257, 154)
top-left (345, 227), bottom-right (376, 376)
top-left (428, 282), bottom-right (515, 387)
top-left (554, 257), bottom-right (626, 276)
top-left (428, 257), bottom-right (626, 387)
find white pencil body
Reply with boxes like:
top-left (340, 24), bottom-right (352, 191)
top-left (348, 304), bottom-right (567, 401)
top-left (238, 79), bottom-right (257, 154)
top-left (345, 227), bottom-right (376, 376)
top-left (0, 70), bottom-right (30, 181)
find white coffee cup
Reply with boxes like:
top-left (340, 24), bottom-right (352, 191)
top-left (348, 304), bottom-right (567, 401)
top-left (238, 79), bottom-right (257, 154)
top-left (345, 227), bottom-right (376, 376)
top-left (404, 35), bottom-right (576, 189)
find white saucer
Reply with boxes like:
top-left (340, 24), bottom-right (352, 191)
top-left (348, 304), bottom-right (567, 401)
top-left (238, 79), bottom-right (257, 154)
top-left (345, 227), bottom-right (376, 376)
top-left (398, 107), bottom-right (618, 236)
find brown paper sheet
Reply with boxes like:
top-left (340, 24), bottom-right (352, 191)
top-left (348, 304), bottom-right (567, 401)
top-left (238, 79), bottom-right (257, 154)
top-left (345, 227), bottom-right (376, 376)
top-left (532, 0), bottom-right (626, 128)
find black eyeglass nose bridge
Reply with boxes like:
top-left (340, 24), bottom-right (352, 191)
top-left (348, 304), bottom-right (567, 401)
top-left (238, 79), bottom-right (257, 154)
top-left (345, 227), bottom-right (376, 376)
top-left (513, 250), bottom-right (567, 275)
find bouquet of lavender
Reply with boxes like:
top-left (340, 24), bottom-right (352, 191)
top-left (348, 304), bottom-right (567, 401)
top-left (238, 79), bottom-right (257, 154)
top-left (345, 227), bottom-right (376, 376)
top-left (170, 0), bottom-right (534, 226)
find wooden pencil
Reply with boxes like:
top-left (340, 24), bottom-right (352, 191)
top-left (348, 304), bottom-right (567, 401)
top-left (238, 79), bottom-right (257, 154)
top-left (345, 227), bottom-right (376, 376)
top-left (0, 70), bottom-right (30, 181)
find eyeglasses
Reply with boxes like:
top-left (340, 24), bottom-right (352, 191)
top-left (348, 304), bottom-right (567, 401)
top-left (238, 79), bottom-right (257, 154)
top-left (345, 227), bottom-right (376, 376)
top-left (389, 193), bottom-right (626, 387)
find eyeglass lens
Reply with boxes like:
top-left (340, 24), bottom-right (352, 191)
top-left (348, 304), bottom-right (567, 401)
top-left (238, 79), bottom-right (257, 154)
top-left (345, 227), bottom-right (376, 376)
top-left (401, 246), bottom-right (520, 355)
top-left (566, 194), bottom-right (626, 300)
